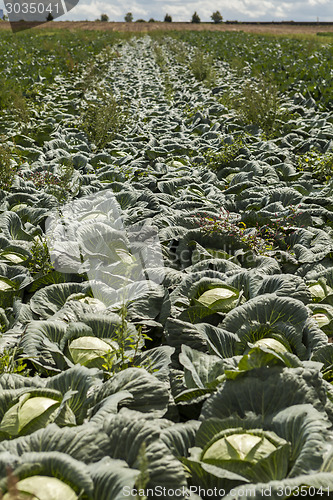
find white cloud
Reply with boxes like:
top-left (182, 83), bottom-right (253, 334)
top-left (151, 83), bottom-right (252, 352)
top-left (62, 0), bottom-right (333, 22)
top-left (0, 0), bottom-right (332, 22)
top-left (68, 1), bottom-right (122, 19)
top-left (228, 0), bottom-right (276, 19)
top-left (68, 0), bottom-right (147, 19)
top-left (308, 0), bottom-right (330, 5)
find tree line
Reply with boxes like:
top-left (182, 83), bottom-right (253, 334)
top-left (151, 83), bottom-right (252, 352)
top-left (98, 11), bottom-right (223, 24)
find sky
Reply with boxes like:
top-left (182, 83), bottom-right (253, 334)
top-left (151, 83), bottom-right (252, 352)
top-left (0, 0), bottom-right (332, 22)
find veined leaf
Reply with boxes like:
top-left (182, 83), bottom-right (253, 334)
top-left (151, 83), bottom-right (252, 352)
top-left (3, 475), bottom-right (78, 500)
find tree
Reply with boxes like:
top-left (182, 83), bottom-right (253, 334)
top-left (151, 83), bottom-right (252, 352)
top-left (46, 12), bottom-right (54, 21)
top-left (211, 10), bottom-right (223, 23)
top-left (191, 11), bottom-right (200, 23)
top-left (124, 12), bottom-right (133, 22)
top-left (164, 13), bottom-right (172, 22)
top-left (100, 13), bottom-right (109, 22)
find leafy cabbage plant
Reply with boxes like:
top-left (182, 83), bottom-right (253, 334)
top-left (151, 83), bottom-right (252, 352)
top-left (0, 394), bottom-right (61, 438)
top-left (220, 294), bottom-right (327, 359)
top-left (170, 275), bottom-right (246, 324)
top-left (0, 387), bottom-right (76, 440)
top-left (195, 285), bottom-right (242, 313)
top-left (45, 189), bottom-right (164, 307)
top-left (178, 405), bottom-right (332, 495)
top-left (184, 424), bottom-right (290, 486)
top-left (3, 476), bottom-right (78, 500)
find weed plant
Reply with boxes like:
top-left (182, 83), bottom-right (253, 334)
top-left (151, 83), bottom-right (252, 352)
top-left (0, 348), bottom-right (30, 376)
top-left (218, 78), bottom-right (293, 138)
top-left (153, 43), bottom-right (174, 101)
top-left (195, 209), bottom-right (273, 255)
top-left (28, 236), bottom-right (53, 275)
top-left (135, 443), bottom-right (150, 500)
top-left (81, 90), bottom-right (128, 149)
top-left (79, 47), bottom-right (121, 94)
top-left (297, 150), bottom-right (333, 183)
top-left (22, 161), bottom-right (77, 203)
top-left (165, 38), bottom-right (187, 65)
top-left (195, 206), bottom-right (302, 255)
top-left (190, 50), bottom-right (216, 86)
top-left (153, 43), bottom-right (167, 68)
top-left (199, 137), bottom-right (245, 170)
top-left (0, 78), bottom-right (30, 123)
top-left (232, 79), bottom-right (284, 137)
top-left (0, 141), bottom-right (16, 191)
top-left (101, 304), bottom-right (153, 378)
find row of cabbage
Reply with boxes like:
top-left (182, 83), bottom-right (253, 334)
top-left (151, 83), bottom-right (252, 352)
top-left (169, 30), bottom-right (333, 111)
top-left (0, 34), bottom-right (332, 499)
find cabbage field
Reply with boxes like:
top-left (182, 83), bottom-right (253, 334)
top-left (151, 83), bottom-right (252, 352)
top-left (0, 29), bottom-right (333, 499)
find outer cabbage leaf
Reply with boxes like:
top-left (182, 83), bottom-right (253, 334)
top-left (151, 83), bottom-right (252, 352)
top-left (89, 367), bottom-right (170, 417)
top-left (223, 473), bottom-right (333, 499)
top-left (0, 451), bottom-right (94, 498)
top-left (30, 282), bottom-right (92, 319)
top-left (201, 366), bottom-right (330, 421)
top-left (221, 294), bottom-right (327, 359)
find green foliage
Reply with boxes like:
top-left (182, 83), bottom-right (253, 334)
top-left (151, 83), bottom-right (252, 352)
top-left (199, 137), bottom-right (245, 170)
top-left (28, 236), bottom-right (53, 275)
top-left (100, 13), bottom-right (109, 22)
top-left (191, 11), bottom-right (201, 23)
top-left (297, 150), bottom-right (333, 183)
top-left (196, 209), bottom-right (274, 255)
top-left (231, 79), bottom-right (291, 137)
top-left (170, 30), bottom-right (333, 110)
top-left (190, 50), bottom-right (216, 85)
top-left (124, 12), bottom-right (133, 22)
top-left (153, 43), bottom-right (166, 68)
top-left (211, 11), bottom-right (223, 23)
top-left (22, 161), bottom-right (77, 203)
top-left (166, 38), bottom-right (187, 64)
top-left (0, 348), bottom-right (29, 376)
top-left (237, 79), bottom-right (279, 134)
top-left (153, 43), bottom-right (174, 101)
top-left (57, 161), bottom-right (77, 198)
top-left (0, 78), bottom-right (30, 124)
top-left (101, 305), bottom-right (152, 377)
top-left (0, 141), bottom-right (16, 191)
top-left (81, 90), bottom-right (128, 149)
top-left (164, 14), bottom-right (172, 22)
